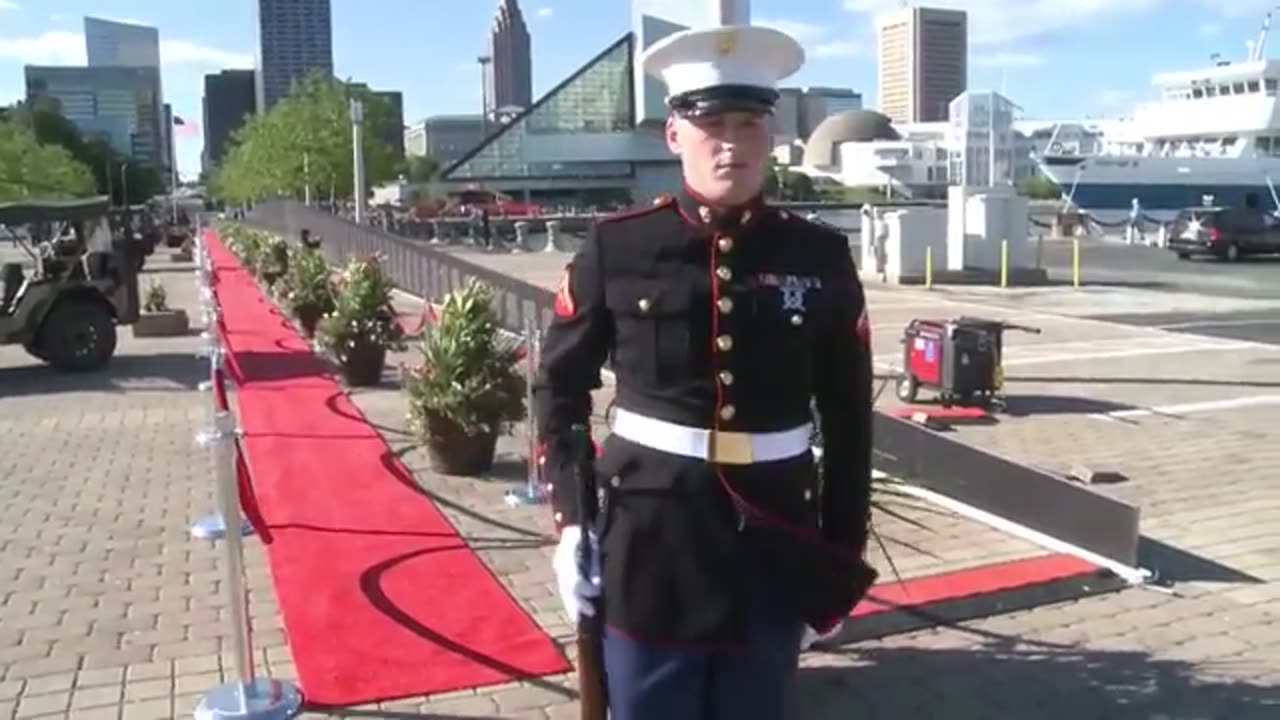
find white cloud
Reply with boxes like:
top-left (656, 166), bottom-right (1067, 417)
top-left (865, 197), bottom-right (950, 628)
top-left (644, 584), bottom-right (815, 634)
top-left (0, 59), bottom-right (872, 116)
top-left (814, 41), bottom-right (864, 58)
top-left (972, 51), bottom-right (1044, 68)
top-left (536, 7), bottom-right (552, 17)
top-left (0, 0), bottom-right (18, 10)
top-left (0, 31), bottom-right (86, 65)
top-left (757, 16), bottom-right (867, 62)
top-left (0, 30), bottom-right (251, 68)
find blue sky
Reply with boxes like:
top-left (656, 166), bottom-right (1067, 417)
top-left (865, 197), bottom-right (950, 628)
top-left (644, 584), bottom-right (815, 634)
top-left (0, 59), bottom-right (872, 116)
top-left (0, 0), bottom-right (1276, 181)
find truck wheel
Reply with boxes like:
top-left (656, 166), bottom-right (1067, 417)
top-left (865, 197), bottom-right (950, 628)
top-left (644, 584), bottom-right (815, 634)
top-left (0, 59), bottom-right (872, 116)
top-left (896, 374), bottom-right (918, 403)
top-left (36, 299), bottom-right (117, 372)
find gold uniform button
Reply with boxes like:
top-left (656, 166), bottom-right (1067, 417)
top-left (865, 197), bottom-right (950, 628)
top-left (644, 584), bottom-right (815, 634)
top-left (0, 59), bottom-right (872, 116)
top-left (718, 370), bottom-right (734, 386)
top-left (779, 210), bottom-right (791, 220)
top-left (717, 297), bottom-right (734, 314)
top-left (716, 265), bottom-right (733, 282)
top-left (791, 313), bottom-right (804, 326)
top-left (741, 210), bottom-right (753, 224)
top-left (803, 489), bottom-right (813, 501)
top-left (610, 475), bottom-right (622, 488)
top-left (637, 297), bottom-right (652, 313)
top-left (554, 511), bottom-right (564, 523)
top-left (699, 206), bottom-right (713, 223)
top-left (717, 236), bottom-right (734, 253)
top-left (719, 404), bottom-right (736, 421)
top-left (716, 335), bottom-right (734, 352)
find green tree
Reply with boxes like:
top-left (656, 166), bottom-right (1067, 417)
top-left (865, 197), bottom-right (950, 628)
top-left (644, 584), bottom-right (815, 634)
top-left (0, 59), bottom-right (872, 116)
top-left (211, 72), bottom-right (399, 204)
top-left (0, 120), bottom-right (96, 200)
top-left (1017, 173), bottom-right (1063, 200)
top-left (405, 154), bottom-right (439, 183)
top-left (6, 98), bottom-right (161, 205)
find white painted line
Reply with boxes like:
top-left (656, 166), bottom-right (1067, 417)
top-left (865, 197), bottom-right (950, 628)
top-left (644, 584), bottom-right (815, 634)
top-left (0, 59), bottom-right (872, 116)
top-left (1001, 342), bottom-right (1255, 367)
top-left (879, 474), bottom-right (1152, 587)
top-left (1155, 319), bottom-right (1280, 330)
top-left (1091, 393), bottom-right (1280, 421)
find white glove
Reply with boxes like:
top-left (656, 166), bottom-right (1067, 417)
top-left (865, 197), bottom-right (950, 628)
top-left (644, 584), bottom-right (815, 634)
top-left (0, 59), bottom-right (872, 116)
top-left (553, 525), bottom-right (602, 620)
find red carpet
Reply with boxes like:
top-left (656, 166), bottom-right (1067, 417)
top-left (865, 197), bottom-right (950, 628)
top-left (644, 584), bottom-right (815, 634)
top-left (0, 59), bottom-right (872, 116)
top-left (204, 230), bottom-right (569, 707)
top-left (854, 553), bottom-right (1098, 618)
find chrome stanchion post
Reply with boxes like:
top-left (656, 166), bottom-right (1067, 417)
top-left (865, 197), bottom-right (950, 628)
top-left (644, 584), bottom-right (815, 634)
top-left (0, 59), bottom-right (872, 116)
top-left (506, 319), bottom-right (549, 507)
top-left (194, 411), bottom-right (302, 720)
top-left (192, 334), bottom-right (254, 541)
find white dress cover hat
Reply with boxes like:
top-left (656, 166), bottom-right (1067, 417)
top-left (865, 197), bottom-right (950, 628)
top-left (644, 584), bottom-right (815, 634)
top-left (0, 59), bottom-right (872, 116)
top-left (639, 25), bottom-right (806, 116)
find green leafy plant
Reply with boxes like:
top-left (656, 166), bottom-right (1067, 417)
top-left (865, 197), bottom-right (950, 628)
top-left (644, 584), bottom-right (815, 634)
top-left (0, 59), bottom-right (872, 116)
top-left (281, 245), bottom-right (335, 318)
top-left (316, 253), bottom-right (406, 360)
top-left (143, 279), bottom-right (168, 313)
top-left (403, 279), bottom-right (526, 437)
top-left (256, 234), bottom-right (290, 287)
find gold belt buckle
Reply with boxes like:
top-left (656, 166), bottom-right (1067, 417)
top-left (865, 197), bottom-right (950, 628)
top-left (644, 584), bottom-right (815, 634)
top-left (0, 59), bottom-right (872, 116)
top-left (710, 430), bottom-right (754, 464)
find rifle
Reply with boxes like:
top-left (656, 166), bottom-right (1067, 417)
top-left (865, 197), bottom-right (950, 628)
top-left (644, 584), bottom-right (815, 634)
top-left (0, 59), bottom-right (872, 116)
top-left (571, 424), bottom-right (609, 720)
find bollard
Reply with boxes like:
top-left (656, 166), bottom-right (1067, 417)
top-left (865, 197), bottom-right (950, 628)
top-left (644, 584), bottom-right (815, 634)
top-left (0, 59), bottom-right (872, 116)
top-left (1036, 234), bottom-right (1045, 270)
top-left (1000, 239), bottom-right (1009, 289)
top-left (513, 221), bottom-right (530, 253)
top-left (430, 219), bottom-right (443, 244)
top-left (194, 412), bottom-right (302, 720)
top-left (544, 220), bottom-right (561, 253)
top-left (925, 246), bottom-right (933, 290)
top-left (505, 320), bottom-right (550, 507)
top-left (1072, 237), bottom-right (1081, 288)
top-left (192, 342), bottom-right (255, 541)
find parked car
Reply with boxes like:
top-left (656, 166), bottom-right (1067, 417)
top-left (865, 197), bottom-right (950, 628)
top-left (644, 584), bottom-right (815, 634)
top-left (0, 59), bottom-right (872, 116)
top-left (1167, 199), bottom-right (1280, 261)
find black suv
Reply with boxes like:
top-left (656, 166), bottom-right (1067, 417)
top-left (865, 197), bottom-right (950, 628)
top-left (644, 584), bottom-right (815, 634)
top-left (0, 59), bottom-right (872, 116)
top-left (1168, 201), bottom-right (1280, 261)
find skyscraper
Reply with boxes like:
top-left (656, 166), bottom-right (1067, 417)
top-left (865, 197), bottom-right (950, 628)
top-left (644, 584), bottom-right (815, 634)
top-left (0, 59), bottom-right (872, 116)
top-left (202, 69), bottom-right (257, 175)
top-left (255, 0), bottom-right (334, 112)
top-left (876, 6), bottom-right (967, 124)
top-left (85, 17), bottom-right (161, 67)
top-left (83, 17), bottom-right (170, 179)
top-left (485, 0), bottom-right (532, 114)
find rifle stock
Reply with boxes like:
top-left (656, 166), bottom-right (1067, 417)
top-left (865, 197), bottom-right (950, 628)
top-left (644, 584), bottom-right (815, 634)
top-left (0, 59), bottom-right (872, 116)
top-left (571, 425), bottom-right (608, 720)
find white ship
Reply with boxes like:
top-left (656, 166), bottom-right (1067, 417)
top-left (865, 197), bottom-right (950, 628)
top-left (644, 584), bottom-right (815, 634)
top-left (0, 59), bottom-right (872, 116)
top-left (1038, 12), bottom-right (1280, 214)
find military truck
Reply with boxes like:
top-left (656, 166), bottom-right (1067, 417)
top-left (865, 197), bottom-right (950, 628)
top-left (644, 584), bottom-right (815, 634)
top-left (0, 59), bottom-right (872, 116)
top-left (0, 197), bottom-right (141, 371)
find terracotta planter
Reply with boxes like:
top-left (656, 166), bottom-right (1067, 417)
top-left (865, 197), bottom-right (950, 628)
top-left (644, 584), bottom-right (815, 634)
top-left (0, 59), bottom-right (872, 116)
top-left (295, 304), bottom-right (325, 338)
top-left (340, 338), bottom-right (386, 386)
top-left (424, 412), bottom-right (499, 476)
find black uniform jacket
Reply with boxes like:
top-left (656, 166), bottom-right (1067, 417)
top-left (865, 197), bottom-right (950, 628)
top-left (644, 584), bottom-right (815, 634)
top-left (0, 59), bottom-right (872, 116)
top-left (533, 188), bottom-right (873, 646)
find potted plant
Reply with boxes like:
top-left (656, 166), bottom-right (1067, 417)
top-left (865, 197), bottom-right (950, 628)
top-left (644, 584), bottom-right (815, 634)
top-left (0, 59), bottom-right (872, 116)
top-left (403, 279), bottom-right (526, 476)
top-left (133, 279), bottom-right (190, 337)
top-left (257, 235), bottom-right (290, 291)
top-left (281, 245), bottom-right (335, 338)
top-left (316, 254), bottom-right (406, 386)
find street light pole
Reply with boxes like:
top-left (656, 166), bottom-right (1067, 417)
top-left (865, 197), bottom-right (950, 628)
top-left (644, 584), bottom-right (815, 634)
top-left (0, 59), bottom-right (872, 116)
top-left (121, 162), bottom-right (129, 207)
top-left (350, 98), bottom-right (366, 225)
top-left (478, 55), bottom-right (492, 138)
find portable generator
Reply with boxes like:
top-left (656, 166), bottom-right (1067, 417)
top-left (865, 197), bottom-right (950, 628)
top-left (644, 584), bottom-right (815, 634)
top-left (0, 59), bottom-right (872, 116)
top-left (895, 317), bottom-right (1040, 407)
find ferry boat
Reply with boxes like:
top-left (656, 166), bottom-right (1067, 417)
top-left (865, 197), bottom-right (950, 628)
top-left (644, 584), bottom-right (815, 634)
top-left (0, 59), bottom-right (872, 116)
top-left (1038, 12), bottom-right (1280, 215)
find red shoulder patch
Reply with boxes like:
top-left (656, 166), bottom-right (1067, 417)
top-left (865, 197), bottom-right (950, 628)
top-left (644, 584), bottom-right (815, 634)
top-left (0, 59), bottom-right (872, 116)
top-left (554, 265), bottom-right (576, 318)
top-left (855, 307), bottom-right (871, 348)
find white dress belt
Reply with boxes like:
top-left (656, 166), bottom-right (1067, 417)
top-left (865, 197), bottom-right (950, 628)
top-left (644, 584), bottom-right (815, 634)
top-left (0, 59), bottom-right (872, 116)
top-left (611, 407), bottom-right (813, 464)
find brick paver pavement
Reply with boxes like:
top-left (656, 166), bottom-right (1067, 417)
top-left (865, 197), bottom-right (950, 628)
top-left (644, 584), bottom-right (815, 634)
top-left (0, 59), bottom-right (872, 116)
top-left (1, 244), bottom-right (1278, 719)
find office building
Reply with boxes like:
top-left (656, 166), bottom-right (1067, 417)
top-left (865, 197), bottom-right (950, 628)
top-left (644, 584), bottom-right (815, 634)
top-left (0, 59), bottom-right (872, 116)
top-left (876, 6), bottom-right (967, 123)
top-left (405, 115), bottom-right (484, 168)
top-left (25, 65), bottom-right (165, 170)
top-left (202, 69), bottom-right (257, 175)
top-left (85, 16), bottom-right (161, 68)
top-left (255, 0), bottom-right (334, 111)
top-left (347, 84), bottom-right (407, 162)
top-left (486, 0), bottom-right (533, 113)
top-left (83, 16), bottom-right (171, 178)
top-left (771, 86), bottom-right (863, 145)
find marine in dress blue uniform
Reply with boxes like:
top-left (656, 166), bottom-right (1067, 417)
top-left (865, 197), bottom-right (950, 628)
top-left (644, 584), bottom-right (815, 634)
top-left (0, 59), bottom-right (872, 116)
top-left (535, 23), bottom-right (875, 720)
